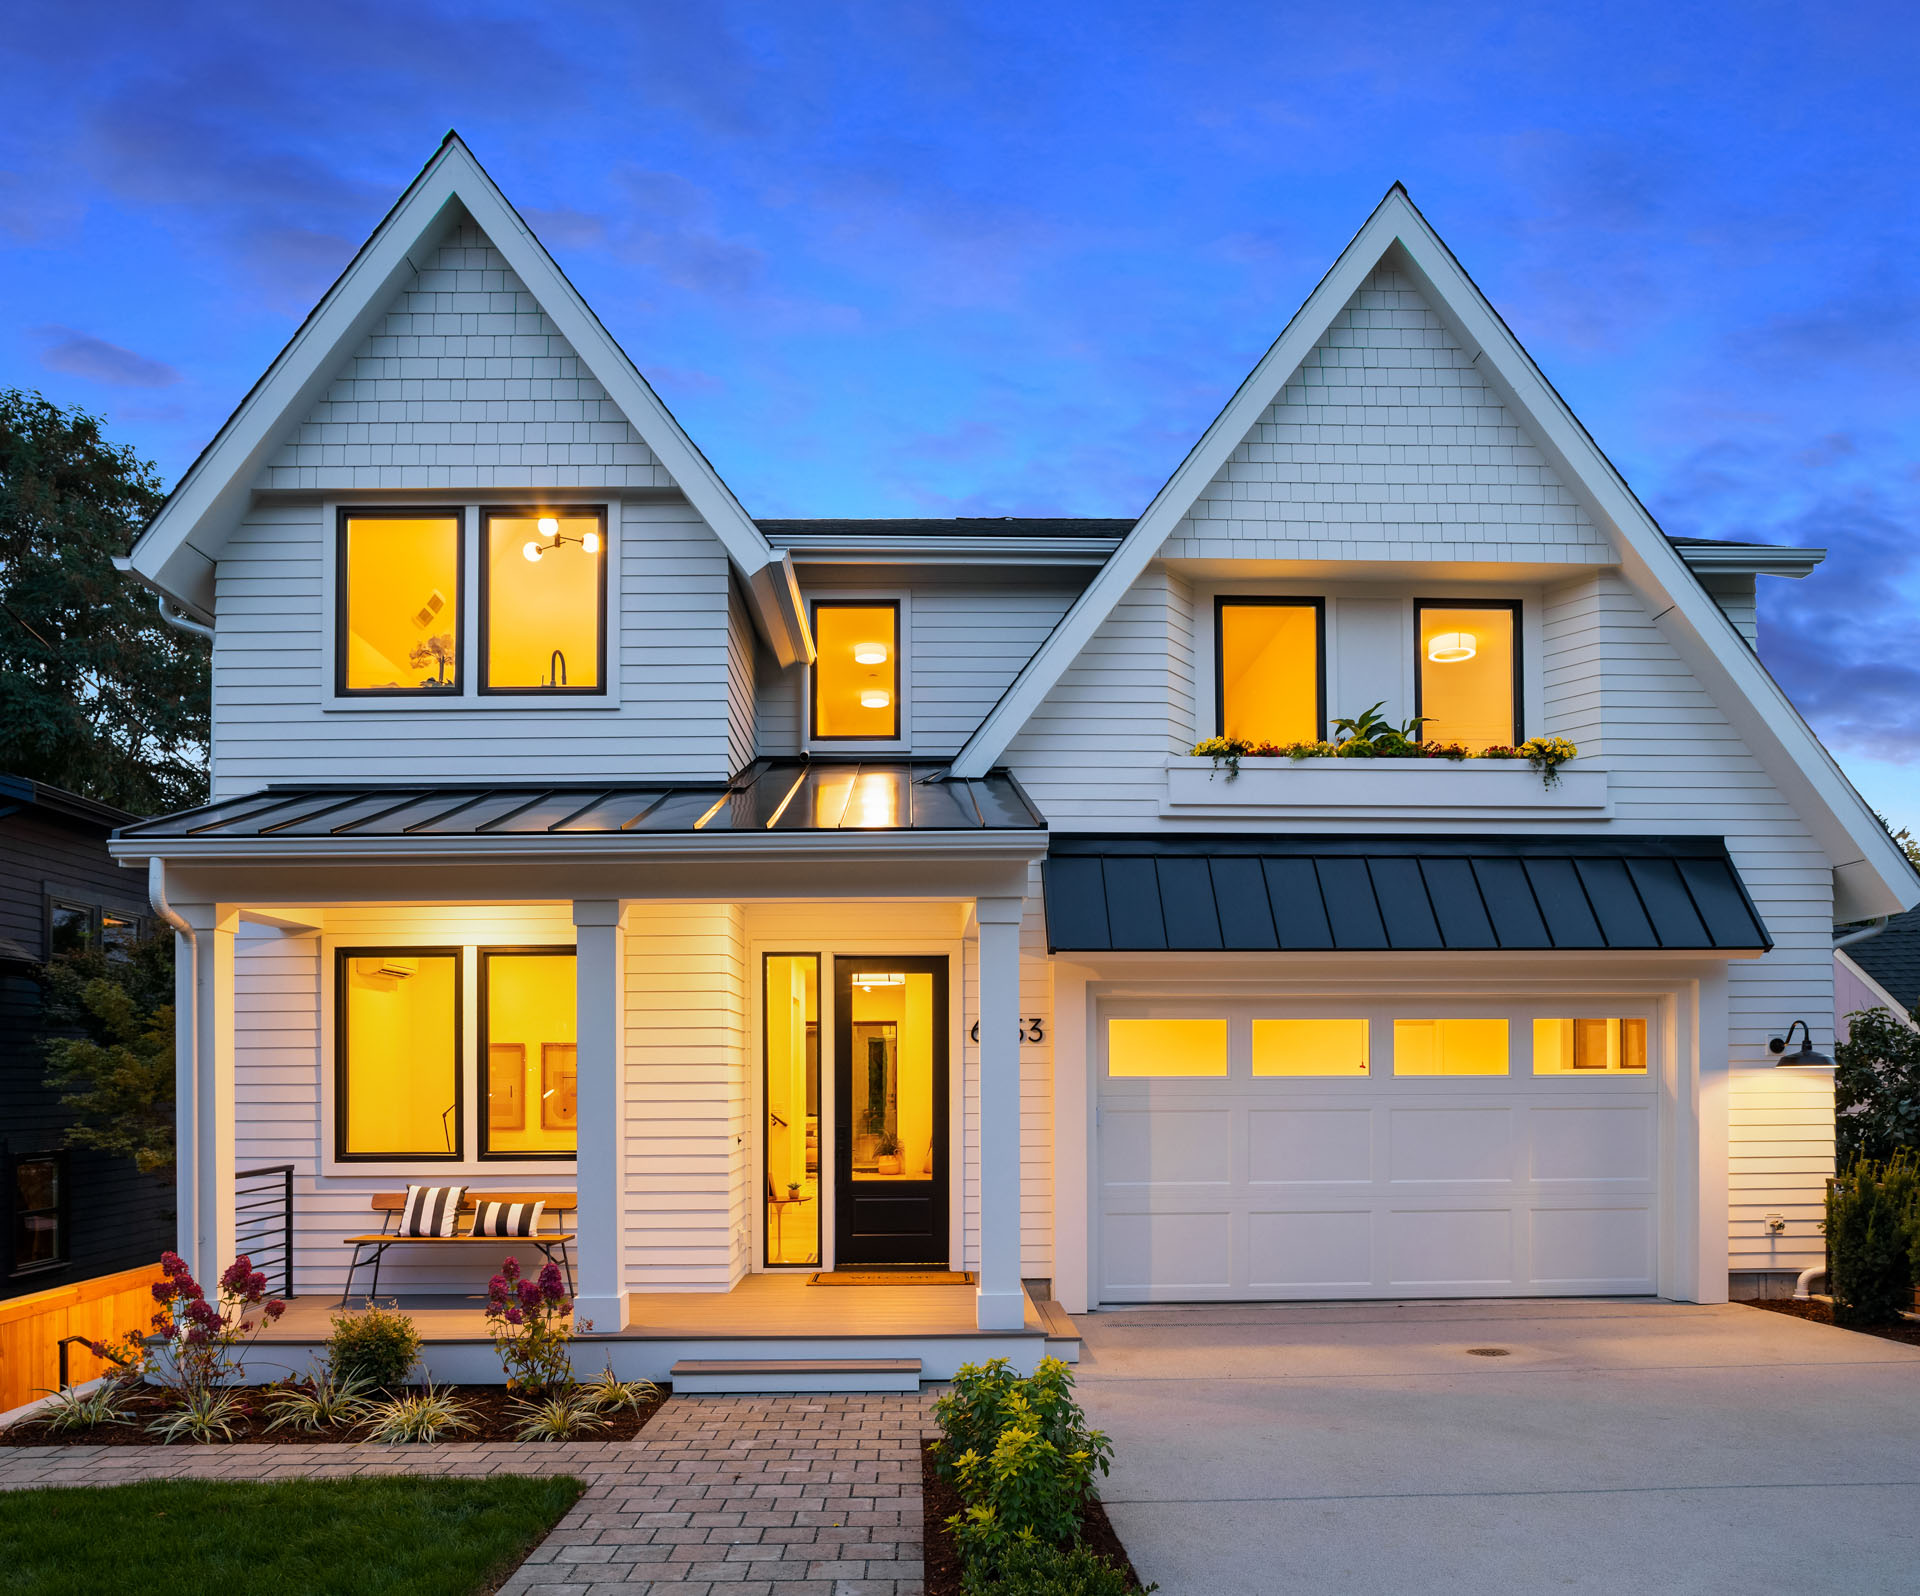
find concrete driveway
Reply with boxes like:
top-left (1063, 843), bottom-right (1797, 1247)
top-left (1075, 1299), bottom-right (1920, 1596)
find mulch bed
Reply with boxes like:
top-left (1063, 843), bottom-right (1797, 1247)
top-left (1739, 1296), bottom-right (1920, 1348)
top-left (920, 1439), bottom-right (1145, 1596)
top-left (1, 1383), bottom-right (667, 1448)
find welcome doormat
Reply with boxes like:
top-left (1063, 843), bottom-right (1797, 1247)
top-left (807, 1270), bottom-right (977, 1286)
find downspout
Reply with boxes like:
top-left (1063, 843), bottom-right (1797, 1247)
top-left (152, 590), bottom-right (215, 643)
top-left (149, 857), bottom-right (197, 1271)
top-left (1833, 916), bottom-right (1890, 952)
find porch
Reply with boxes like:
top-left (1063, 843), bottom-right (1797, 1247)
top-left (245, 1272), bottom-right (1068, 1385)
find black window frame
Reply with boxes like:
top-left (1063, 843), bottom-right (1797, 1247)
top-left (760, 951), bottom-right (822, 1270)
top-left (1412, 598), bottom-right (1524, 746)
top-left (9, 1151), bottom-right (67, 1277)
top-left (1213, 595), bottom-right (1327, 742)
top-left (334, 506), bottom-right (469, 698)
top-left (44, 896), bottom-right (148, 962)
top-left (478, 505), bottom-right (610, 696)
top-left (808, 598), bottom-right (902, 743)
top-left (333, 946), bottom-right (466, 1163)
top-left (477, 945), bottom-right (581, 1162)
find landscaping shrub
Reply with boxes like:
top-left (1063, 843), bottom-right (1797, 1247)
top-left (1834, 1006), bottom-right (1920, 1166)
top-left (951, 1421), bottom-right (1098, 1584)
top-left (327, 1301), bottom-right (422, 1391)
top-left (486, 1256), bottom-right (579, 1393)
top-left (989, 1539), bottom-right (1156, 1596)
top-left (1827, 1153), bottom-right (1920, 1325)
top-left (931, 1356), bottom-right (1110, 1485)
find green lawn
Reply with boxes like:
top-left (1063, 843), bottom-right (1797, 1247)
top-left (0, 1475), bottom-right (583, 1596)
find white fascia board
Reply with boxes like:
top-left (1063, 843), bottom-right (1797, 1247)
top-left (1837, 948), bottom-right (1918, 1030)
top-left (127, 135), bottom-right (807, 664)
top-left (772, 535), bottom-right (1121, 566)
top-left (1674, 543), bottom-right (1826, 578)
top-left (746, 551), bottom-right (816, 666)
top-left (948, 185), bottom-right (1918, 921)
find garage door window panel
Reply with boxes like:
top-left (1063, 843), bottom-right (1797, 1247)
top-left (1106, 1018), bottom-right (1229, 1078)
top-left (1252, 1018), bottom-right (1369, 1077)
top-left (1534, 1018), bottom-right (1648, 1074)
top-left (1393, 1018), bottom-right (1509, 1076)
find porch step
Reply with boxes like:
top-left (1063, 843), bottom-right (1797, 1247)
top-left (669, 1357), bottom-right (923, 1394)
top-left (1034, 1298), bottom-right (1083, 1363)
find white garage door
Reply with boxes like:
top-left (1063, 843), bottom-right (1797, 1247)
top-left (1096, 1002), bottom-right (1660, 1301)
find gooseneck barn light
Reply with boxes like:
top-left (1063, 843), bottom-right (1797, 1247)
top-left (1768, 1020), bottom-right (1834, 1068)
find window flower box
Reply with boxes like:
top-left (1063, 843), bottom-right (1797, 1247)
top-left (1161, 755), bottom-right (1611, 819)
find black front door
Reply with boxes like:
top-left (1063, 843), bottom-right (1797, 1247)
top-left (833, 956), bottom-right (949, 1267)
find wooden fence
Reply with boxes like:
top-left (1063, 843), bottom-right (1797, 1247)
top-left (0, 1264), bottom-right (163, 1415)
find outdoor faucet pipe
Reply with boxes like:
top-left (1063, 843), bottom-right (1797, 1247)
top-left (149, 856), bottom-right (198, 1272)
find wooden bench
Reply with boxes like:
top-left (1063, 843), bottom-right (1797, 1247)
top-left (339, 1192), bottom-right (576, 1306)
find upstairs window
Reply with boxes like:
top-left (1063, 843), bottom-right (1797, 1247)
top-left (482, 508), bottom-right (606, 692)
top-left (337, 511), bottom-right (464, 694)
top-left (1416, 600), bottom-right (1520, 747)
top-left (1216, 598), bottom-right (1323, 744)
top-left (811, 601), bottom-right (899, 740)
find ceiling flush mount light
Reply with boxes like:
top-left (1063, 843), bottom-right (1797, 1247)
top-left (1769, 1020), bottom-right (1834, 1068)
top-left (855, 972), bottom-right (906, 990)
top-left (859, 689), bottom-right (891, 709)
top-left (1427, 631), bottom-right (1477, 663)
top-left (853, 641), bottom-right (889, 665)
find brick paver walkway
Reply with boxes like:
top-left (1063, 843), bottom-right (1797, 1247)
top-left (0, 1391), bottom-right (937, 1594)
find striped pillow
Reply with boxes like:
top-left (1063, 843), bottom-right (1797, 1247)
top-left (471, 1199), bottom-right (545, 1237)
top-left (399, 1184), bottom-right (467, 1238)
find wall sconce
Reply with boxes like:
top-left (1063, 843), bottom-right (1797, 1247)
top-left (1768, 1020), bottom-right (1834, 1068)
top-left (1427, 631), bottom-right (1477, 663)
top-left (853, 642), bottom-right (889, 665)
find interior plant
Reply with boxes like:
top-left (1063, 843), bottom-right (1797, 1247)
top-left (363, 1382), bottom-right (478, 1445)
top-left (485, 1256), bottom-right (580, 1394)
top-left (1825, 1154), bottom-right (1919, 1326)
top-left (327, 1301), bottom-right (423, 1392)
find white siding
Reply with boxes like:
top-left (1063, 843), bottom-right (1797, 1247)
top-left (1698, 573), bottom-right (1759, 649)
top-left (256, 216), bottom-right (671, 493)
top-left (210, 499), bottom-right (734, 794)
top-left (725, 579), bottom-right (756, 775)
top-left (1160, 263), bottom-right (1612, 566)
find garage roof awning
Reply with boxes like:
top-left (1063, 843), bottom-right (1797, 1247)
top-left (1043, 835), bottom-right (1770, 953)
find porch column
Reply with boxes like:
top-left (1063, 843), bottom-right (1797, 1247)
top-left (179, 904), bottom-right (238, 1284)
top-left (976, 895), bottom-right (1025, 1331)
top-left (573, 900), bottom-right (630, 1331)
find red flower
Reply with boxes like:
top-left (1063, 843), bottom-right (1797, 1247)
top-left (501, 1257), bottom-right (521, 1281)
top-left (220, 1256), bottom-right (254, 1295)
top-left (265, 1299), bottom-right (286, 1321)
top-left (516, 1279), bottom-right (542, 1311)
top-left (151, 1281), bottom-right (173, 1303)
top-left (503, 1306), bottom-right (525, 1326)
top-left (247, 1271), bottom-right (268, 1299)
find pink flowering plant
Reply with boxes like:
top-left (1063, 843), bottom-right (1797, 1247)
top-left (143, 1249), bottom-right (287, 1396)
top-left (484, 1256), bottom-right (583, 1394)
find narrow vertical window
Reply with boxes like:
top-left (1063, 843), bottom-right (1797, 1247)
top-left (1216, 598), bottom-right (1323, 744)
top-left (336, 950), bottom-right (461, 1159)
top-left (338, 511), bottom-right (464, 694)
top-left (481, 950), bottom-right (579, 1157)
top-left (764, 954), bottom-right (820, 1266)
top-left (482, 508), bottom-right (607, 691)
top-left (1416, 600), bottom-right (1520, 747)
top-left (11, 1155), bottom-right (64, 1273)
top-left (811, 601), bottom-right (899, 740)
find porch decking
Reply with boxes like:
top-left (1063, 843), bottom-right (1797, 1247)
top-left (249, 1273), bottom-right (1062, 1386)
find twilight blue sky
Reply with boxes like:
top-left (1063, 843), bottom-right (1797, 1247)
top-left (3, 2), bottom-right (1916, 831)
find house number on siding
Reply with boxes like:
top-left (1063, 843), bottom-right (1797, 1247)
top-left (970, 1018), bottom-right (1045, 1044)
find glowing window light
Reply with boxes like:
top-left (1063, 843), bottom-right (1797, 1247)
top-left (1426, 631), bottom-right (1477, 664)
top-left (853, 641), bottom-right (889, 665)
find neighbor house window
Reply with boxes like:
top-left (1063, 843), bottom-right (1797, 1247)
top-left (1393, 1018), bottom-right (1509, 1076)
top-left (481, 950), bottom-right (579, 1157)
top-left (1416, 600), bottom-right (1520, 747)
top-left (811, 601), bottom-right (899, 740)
top-left (1534, 1018), bottom-right (1648, 1074)
top-left (337, 510), bottom-right (464, 694)
top-left (48, 899), bottom-right (95, 957)
top-left (1106, 1018), bottom-right (1229, 1078)
top-left (335, 949), bottom-right (461, 1159)
top-left (763, 953), bottom-right (821, 1267)
top-left (1216, 598), bottom-right (1323, 744)
top-left (482, 508), bottom-right (606, 692)
top-left (1252, 1018), bottom-right (1369, 1076)
top-left (10, 1155), bottom-right (65, 1274)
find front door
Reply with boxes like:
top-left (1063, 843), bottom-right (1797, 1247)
top-left (833, 956), bottom-right (949, 1266)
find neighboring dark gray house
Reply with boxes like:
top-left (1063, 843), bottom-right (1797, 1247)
top-left (1, 774), bottom-right (174, 1298)
top-left (1837, 904), bottom-right (1920, 1027)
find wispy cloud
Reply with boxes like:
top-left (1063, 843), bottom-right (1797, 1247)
top-left (33, 326), bottom-right (181, 388)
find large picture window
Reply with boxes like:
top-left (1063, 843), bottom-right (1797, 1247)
top-left (337, 510), bottom-right (464, 695)
top-left (335, 949), bottom-right (462, 1160)
top-left (481, 950), bottom-right (579, 1157)
top-left (482, 508), bottom-right (607, 692)
top-left (1216, 598), bottom-right (1324, 744)
top-left (811, 601), bottom-right (899, 740)
top-left (1415, 600), bottom-right (1520, 748)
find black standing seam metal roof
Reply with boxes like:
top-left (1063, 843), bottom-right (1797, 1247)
top-left (1042, 835), bottom-right (1770, 954)
top-left (114, 761), bottom-right (1047, 841)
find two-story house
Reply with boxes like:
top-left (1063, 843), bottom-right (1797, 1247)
top-left (110, 135), bottom-right (1918, 1384)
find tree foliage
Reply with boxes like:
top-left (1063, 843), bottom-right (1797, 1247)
top-left (40, 933), bottom-right (177, 1174)
top-left (1835, 1005), bottom-right (1920, 1167)
top-left (0, 389), bottom-right (207, 813)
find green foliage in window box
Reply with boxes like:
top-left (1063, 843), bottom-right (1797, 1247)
top-left (1192, 704), bottom-right (1577, 788)
top-left (1826, 1153), bottom-right (1920, 1326)
top-left (327, 1301), bottom-right (422, 1391)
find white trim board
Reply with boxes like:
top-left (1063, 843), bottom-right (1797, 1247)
top-left (125, 133), bottom-right (812, 667)
top-left (945, 186), bottom-right (1917, 921)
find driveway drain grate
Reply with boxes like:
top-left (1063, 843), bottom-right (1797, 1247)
top-left (1465, 1347), bottom-right (1511, 1357)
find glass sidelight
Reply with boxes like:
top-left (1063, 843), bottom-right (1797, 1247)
top-left (763, 954), bottom-right (821, 1266)
top-left (846, 969), bottom-right (937, 1181)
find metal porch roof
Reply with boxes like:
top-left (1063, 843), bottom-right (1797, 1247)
top-left (1042, 834), bottom-right (1770, 954)
top-left (117, 761), bottom-right (1045, 843)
